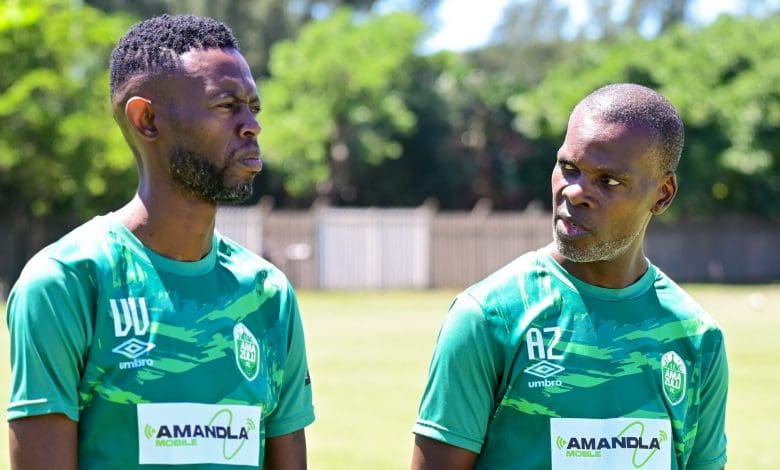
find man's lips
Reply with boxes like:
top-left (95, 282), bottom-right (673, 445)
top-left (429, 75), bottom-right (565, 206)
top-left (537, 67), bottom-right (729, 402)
top-left (555, 213), bottom-right (591, 238)
top-left (234, 147), bottom-right (263, 172)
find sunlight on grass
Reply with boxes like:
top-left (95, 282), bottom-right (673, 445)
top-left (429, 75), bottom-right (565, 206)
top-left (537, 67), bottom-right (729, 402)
top-left (0, 284), bottom-right (777, 469)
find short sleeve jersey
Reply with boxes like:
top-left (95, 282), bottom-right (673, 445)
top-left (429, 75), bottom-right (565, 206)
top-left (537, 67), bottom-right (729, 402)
top-left (7, 215), bottom-right (315, 469)
top-left (414, 247), bottom-right (728, 470)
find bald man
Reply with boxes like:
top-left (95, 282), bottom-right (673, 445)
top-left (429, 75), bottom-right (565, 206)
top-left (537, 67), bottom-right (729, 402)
top-left (412, 83), bottom-right (728, 470)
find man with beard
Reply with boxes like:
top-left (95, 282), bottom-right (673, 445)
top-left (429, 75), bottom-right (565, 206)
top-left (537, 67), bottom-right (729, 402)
top-left (7, 15), bottom-right (314, 469)
top-left (412, 84), bottom-right (728, 470)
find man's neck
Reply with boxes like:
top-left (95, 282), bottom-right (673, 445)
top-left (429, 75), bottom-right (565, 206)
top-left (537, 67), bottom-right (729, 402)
top-left (550, 245), bottom-right (649, 289)
top-left (115, 192), bottom-right (217, 262)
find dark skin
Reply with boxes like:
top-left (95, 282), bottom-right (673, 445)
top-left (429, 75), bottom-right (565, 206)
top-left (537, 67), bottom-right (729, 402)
top-left (411, 104), bottom-right (724, 470)
top-left (550, 105), bottom-right (677, 288)
top-left (411, 435), bottom-right (477, 470)
top-left (9, 47), bottom-right (307, 470)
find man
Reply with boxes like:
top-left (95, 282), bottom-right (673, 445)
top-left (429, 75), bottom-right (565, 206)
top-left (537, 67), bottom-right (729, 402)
top-left (7, 14), bottom-right (314, 469)
top-left (412, 84), bottom-right (728, 470)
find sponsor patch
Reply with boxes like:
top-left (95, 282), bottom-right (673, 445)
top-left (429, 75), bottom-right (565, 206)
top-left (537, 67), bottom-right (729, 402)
top-left (550, 417), bottom-right (671, 469)
top-left (661, 351), bottom-right (686, 405)
top-left (137, 402), bottom-right (261, 466)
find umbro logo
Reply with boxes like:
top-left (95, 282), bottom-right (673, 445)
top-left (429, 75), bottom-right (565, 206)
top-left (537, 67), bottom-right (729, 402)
top-left (113, 338), bottom-right (156, 370)
top-left (525, 360), bottom-right (565, 379)
top-left (113, 338), bottom-right (155, 359)
top-left (109, 298), bottom-right (155, 370)
top-left (525, 360), bottom-right (565, 389)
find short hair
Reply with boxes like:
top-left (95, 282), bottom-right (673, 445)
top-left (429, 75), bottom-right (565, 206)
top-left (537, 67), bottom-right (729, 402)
top-left (109, 14), bottom-right (239, 100)
top-left (579, 83), bottom-right (684, 173)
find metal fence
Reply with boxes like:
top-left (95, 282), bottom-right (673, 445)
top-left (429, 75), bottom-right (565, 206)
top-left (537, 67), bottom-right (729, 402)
top-left (1, 208), bottom-right (778, 297)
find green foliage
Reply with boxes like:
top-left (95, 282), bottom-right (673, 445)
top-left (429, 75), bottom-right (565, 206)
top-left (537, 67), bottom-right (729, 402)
top-left (407, 51), bottom-right (530, 208)
top-left (2, 2), bottom-right (778, 216)
top-left (260, 8), bottom-right (424, 201)
top-left (0, 0), bottom-right (135, 218)
top-left (510, 16), bottom-right (780, 217)
top-left (86, 0), bottom-right (441, 78)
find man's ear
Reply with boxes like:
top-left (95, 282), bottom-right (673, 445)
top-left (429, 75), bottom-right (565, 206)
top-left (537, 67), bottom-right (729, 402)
top-left (651, 172), bottom-right (677, 215)
top-left (124, 96), bottom-right (158, 140)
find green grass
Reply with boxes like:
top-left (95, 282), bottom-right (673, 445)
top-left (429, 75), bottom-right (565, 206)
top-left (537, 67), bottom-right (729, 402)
top-left (0, 284), bottom-right (778, 469)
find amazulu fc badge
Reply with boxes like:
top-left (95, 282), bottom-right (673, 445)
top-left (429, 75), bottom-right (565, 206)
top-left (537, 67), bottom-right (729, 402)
top-left (661, 351), bottom-right (686, 405)
top-left (234, 323), bottom-right (260, 381)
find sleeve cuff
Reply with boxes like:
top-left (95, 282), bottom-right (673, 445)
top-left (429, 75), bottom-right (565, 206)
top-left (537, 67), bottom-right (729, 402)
top-left (7, 399), bottom-right (79, 422)
top-left (265, 408), bottom-right (315, 438)
top-left (412, 420), bottom-right (483, 454)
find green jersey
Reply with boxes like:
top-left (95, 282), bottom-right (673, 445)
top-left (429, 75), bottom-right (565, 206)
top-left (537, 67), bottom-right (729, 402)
top-left (7, 215), bottom-right (314, 469)
top-left (414, 247), bottom-right (727, 470)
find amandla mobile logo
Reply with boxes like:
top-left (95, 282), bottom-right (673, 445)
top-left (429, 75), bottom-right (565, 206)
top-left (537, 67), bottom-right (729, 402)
top-left (144, 408), bottom-right (256, 461)
top-left (556, 421), bottom-right (669, 469)
top-left (234, 323), bottom-right (260, 381)
top-left (661, 351), bottom-right (686, 405)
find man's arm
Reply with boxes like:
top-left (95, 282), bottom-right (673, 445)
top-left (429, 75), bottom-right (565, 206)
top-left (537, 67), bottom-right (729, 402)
top-left (411, 435), bottom-right (478, 470)
top-left (9, 414), bottom-right (77, 470)
top-left (411, 294), bottom-right (499, 468)
top-left (263, 429), bottom-right (306, 470)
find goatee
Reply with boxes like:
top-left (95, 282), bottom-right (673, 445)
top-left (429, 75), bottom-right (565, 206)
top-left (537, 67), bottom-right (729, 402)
top-left (168, 146), bottom-right (253, 203)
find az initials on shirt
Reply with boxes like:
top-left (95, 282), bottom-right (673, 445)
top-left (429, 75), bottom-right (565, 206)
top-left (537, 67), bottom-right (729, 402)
top-left (526, 327), bottom-right (563, 360)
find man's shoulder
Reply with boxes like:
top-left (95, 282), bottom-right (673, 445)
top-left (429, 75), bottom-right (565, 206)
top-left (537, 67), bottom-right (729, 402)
top-left (11, 217), bottom-right (113, 299)
top-left (466, 249), bottom-right (548, 294)
top-left (215, 232), bottom-right (278, 271)
top-left (215, 232), bottom-right (292, 290)
top-left (461, 249), bottom-right (555, 317)
top-left (651, 267), bottom-right (722, 333)
top-left (24, 216), bottom-right (113, 272)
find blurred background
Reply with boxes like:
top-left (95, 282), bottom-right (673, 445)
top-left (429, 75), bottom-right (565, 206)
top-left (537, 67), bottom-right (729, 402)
top-left (1, 2), bottom-right (779, 468)
top-left (1, 0), bottom-right (780, 292)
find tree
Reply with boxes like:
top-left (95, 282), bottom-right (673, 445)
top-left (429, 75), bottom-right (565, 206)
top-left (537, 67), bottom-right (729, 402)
top-left (0, 0), bottom-right (134, 219)
top-left (509, 15), bottom-right (780, 217)
top-left (260, 8), bottom-right (424, 204)
top-left (86, 0), bottom-right (441, 78)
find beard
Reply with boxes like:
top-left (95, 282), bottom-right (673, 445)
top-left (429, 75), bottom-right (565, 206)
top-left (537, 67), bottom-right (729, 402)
top-left (553, 226), bottom-right (641, 263)
top-left (168, 146), bottom-right (254, 203)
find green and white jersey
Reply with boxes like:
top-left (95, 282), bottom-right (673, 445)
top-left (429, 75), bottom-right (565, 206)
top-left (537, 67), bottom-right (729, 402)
top-left (7, 215), bottom-right (314, 469)
top-left (414, 247), bottom-right (728, 470)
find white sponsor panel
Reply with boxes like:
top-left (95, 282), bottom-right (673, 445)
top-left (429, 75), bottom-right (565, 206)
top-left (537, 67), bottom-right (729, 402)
top-left (550, 417), bottom-right (671, 470)
top-left (137, 402), bottom-right (262, 466)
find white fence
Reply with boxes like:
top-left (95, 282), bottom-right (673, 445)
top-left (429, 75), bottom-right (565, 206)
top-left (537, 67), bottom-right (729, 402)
top-left (214, 206), bottom-right (780, 290)
top-left (316, 208), bottom-right (431, 289)
top-left (1, 208), bottom-right (776, 297)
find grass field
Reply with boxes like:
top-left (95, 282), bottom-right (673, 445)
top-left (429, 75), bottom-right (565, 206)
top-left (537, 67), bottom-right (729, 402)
top-left (0, 284), bottom-right (778, 469)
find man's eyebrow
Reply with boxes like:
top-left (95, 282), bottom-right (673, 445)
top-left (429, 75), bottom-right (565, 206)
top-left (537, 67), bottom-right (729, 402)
top-left (208, 90), bottom-right (260, 103)
top-left (593, 165), bottom-right (632, 179)
top-left (556, 156), bottom-right (633, 179)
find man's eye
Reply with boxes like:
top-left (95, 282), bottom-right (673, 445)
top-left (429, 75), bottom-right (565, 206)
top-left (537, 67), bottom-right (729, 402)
top-left (560, 162), bottom-right (576, 171)
top-left (602, 176), bottom-right (621, 186)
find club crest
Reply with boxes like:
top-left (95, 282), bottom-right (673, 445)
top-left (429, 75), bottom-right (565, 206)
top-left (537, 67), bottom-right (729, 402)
top-left (234, 323), bottom-right (260, 381)
top-left (661, 351), bottom-right (686, 405)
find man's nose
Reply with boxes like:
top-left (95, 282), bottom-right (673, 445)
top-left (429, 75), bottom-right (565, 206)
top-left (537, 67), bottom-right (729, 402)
top-left (239, 111), bottom-right (261, 139)
top-left (561, 178), bottom-right (594, 208)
